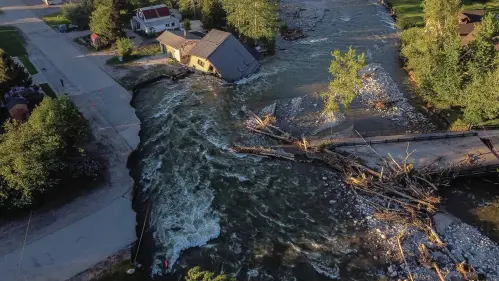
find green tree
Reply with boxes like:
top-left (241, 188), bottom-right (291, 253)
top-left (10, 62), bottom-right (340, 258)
top-left (462, 67), bottom-right (499, 124)
top-left (89, 0), bottom-right (123, 45)
top-left (321, 47), bottom-right (366, 114)
top-left (0, 48), bottom-right (32, 99)
top-left (201, 0), bottom-right (226, 29)
top-left (182, 19), bottom-right (192, 32)
top-left (186, 267), bottom-right (236, 281)
top-left (61, 2), bottom-right (92, 29)
top-left (221, 0), bottom-right (279, 41)
top-left (423, 0), bottom-right (461, 38)
top-left (179, 0), bottom-right (201, 18)
top-left (0, 96), bottom-right (96, 210)
top-left (116, 37), bottom-right (134, 57)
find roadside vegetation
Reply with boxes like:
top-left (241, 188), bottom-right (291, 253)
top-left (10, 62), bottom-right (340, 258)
top-left (106, 43), bottom-right (161, 65)
top-left (387, 0), bottom-right (499, 29)
top-left (399, 0), bottom-right (499, 126)
top-left (42, 11), bottom-right (71, 27)
top-left (0, 26), bottom-right (38, 75)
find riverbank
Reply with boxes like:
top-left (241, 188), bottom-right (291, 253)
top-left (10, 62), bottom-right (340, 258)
top-left (383, 0), bottom-right (499, 29)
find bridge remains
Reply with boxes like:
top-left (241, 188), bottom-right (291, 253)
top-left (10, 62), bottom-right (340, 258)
top-left (317, 130), bottom-right (499, 176)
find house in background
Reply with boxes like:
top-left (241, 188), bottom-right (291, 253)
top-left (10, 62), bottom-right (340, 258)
top-left (187, 29), bottom-right (260, 82)
top-left (6, 97), bottom-right (29, 122)
top-left (131, 4), bottom-right (181, 35)
top-left (157, 30), bottom-right (200, 64)
top-left (459, 10), bottom-right (486, 46)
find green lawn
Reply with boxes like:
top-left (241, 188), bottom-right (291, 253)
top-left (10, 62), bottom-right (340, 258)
top-left (0, 26), bottom-right (38, 74)
top-left (106, 44), bottom-right (161, 65)
top-left (39, 83), bottom-right (57, 98)
top-left (42, 11), bottom-right (70, 27)
top-left (387, 0), bottom-right (499, 29)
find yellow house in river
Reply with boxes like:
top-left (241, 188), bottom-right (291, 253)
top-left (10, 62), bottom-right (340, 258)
top-left (157, 30), bottom-right (200, 64)
top-left (158, 29), bottom-right (260, 82)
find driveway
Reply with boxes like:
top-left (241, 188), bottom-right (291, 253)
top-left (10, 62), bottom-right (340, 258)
top-left (0, 0), bottom-right (140, 280)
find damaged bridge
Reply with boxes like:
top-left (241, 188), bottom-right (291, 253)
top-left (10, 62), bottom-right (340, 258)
top-left (314, 130), bottom-right (499, 176)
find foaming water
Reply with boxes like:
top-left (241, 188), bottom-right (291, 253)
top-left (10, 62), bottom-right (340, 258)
top-left (132, 0), bottom-right (408, 279)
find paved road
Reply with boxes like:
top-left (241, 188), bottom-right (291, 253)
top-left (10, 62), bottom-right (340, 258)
top-left (0, 1), bottom-right (140, 280)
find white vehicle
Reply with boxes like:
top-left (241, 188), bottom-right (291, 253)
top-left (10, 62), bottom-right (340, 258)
top-left (43, 0), bottom-right (64, 5)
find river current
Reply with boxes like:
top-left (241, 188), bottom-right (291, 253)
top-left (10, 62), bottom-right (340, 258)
top-left (131, 0), bottom-right (405, 280)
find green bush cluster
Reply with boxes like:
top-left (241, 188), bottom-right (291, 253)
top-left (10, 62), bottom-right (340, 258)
top-left (0, 97), bottom-right (102, 210)
top-left (186, 267), bottom-right (236, 281)
top-left (401, 0), bottom-right (499, 125)
top-left (116, 37), bottom-right (134, 58)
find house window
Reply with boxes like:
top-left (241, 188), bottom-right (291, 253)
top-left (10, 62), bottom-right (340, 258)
top-left (171, 22), bottom-right (175, 27)
top-left (198, 59), bottom-right (205, 67)
top-left (208, 65), bottom-right (214, 72)
top-left (165, 23), bottom-right (170, 27)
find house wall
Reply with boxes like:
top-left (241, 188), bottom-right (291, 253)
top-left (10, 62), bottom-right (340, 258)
top-left (164, 45), bottom-right (181, 62)
top-left (188, 55), bottom-right (217, 74)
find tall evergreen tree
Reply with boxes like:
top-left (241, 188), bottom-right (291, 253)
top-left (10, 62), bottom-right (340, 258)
top-left (221, 0), bottom-right (279, 41)
top-left (0, 49), bottom-right (32, 99)
top-left (89, 0), bottom-right (122, 44)
top-left (423, 0), bottom-right (461, 38)
top-left (201, 0), bottom-right (226, 29)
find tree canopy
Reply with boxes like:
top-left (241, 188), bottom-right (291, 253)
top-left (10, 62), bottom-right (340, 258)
top-left (321, 47), bottom-right (366, 114)
top-left (221, 0), bottom-right (279, 41)
top-left (186, 267), bottom-right (236, 281)
top-left (89, 0), bottom-right (122, 44)
top-left (0, 96), bottom-right (101, 210)
top-left (401, 0), bottom-right (499, 125)
top-left (0, 48), bottom-right (32, 99)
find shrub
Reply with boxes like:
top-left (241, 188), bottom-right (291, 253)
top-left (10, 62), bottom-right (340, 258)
top-left (0, 96), bottom-right (100, 210)
top-left (186, 267), bottom-right (236, 281)
top-left (89, 0), bottom-right (122, 45)
top-left (182, 19), bottom-right (192, 32)
top-left (61, 3), bottom-right (92, 29)
top-left (116, 37), bottom-right (134, 58)
top-left (0, 48), bottom-right (32, 99)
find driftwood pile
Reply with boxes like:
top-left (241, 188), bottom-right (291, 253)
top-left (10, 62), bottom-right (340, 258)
top-left (234, 111), bottom-right (481, 281)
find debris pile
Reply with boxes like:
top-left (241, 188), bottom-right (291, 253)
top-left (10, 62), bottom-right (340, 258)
top-left (281, 28), bottom-right (307, 41)
top-left (234, 112), bottom-right (499, 281)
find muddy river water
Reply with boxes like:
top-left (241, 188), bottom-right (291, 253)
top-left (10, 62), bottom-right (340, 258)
top-left (130, 0), bottom-right (417, 280)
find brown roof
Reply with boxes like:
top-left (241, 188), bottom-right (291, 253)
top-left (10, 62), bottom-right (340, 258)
top-left (141, 5), bottom-right (170, 20)
top-left (459, 23), bottom-right (476, 36)
top-left (157, 30), bottom-right (200, 49)
top-left (459, 10), bottom-right (486, 23)
top-left (188, 29), bottom-right (231, 59)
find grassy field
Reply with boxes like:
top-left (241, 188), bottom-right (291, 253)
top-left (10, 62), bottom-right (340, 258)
top-left (42, 11), bottom-right (70, 27)
top-left (0, 26), bottom-right (38, 75)
top-left (106, 44), bottom-right (161, 65)
top-left (388, 0), bottom-right (499, 29)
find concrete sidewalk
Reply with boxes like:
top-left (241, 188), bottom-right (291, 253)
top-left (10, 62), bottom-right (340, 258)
top-left (0, 1), bottom-right (141, 280)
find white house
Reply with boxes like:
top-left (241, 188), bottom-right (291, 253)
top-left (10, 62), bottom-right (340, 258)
top-left (130, 4), bottom-right (181, 35)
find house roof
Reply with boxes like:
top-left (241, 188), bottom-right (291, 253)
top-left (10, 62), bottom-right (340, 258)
top-left (459, 23), bottom-right (476, 36)
top-left (190, 29), bottom-right (260, 82)
top-left (460, 10), bottom-right (486, 23)
top-left (157, 30), bottom-right (200, 48)
top-left (140, 4), bottom-right (170, 20)
top-left (5, 97), bottom-right (27, 110)
top-left (133, 15), bottom-right (179, 29)
top-left (188, 29), bottom-right (232, 59)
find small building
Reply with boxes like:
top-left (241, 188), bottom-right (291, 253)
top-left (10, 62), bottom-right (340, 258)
top-left (157, 30), bottom-right (200, 64)
top-left (130, 4), bottom-right (180, 35)
top-left (187, 29), bottom-right (260, 82)
top-left (458, 10), bottom-right (486, 46)
top-left (6, 97), bottom-right (29, 122)
top-left (90, 33), bottom-right (104, 49)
